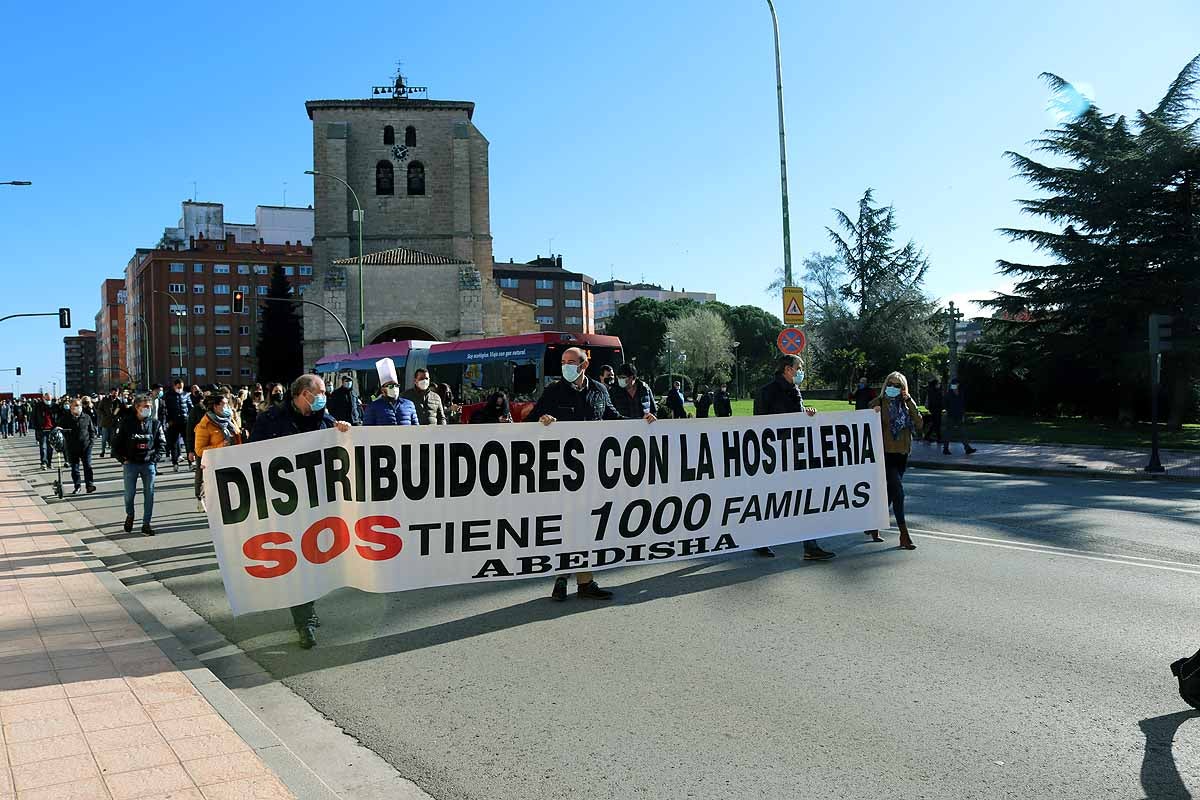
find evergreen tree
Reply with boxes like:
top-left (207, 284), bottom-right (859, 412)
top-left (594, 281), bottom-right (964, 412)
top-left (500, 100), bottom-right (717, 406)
top-left (255, 265), bottom-right (304, 386)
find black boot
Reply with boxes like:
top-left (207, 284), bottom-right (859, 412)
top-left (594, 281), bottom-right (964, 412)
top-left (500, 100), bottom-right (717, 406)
top-left (123, 514), bottom-right (134, 533)
top-left (576, 580), bottom-right (613, 600)
top-left (550, 576), bottom-right (568, 601)
top-left (298, 625), bottom-right (317, 649)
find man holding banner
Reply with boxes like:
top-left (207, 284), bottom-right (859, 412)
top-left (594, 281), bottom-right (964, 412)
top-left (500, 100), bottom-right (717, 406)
top-left (529, 346), bottom-right (656, 601)
top-left (251, 374), bottom-right (353, 648)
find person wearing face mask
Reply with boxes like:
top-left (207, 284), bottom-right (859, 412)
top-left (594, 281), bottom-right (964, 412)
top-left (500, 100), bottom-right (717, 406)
top-left (866, 371), bottom-right (923, 550)
top-left (364, 359), bottom-right (419, 427)
top-left (849, 376), bottom-right (875, 410)
top-left (32, 392), bottom-right (59, 469)
top-left (469, 390), bottom-right (513, 423)
top-left (714, 383), bottom-right (733, 418)
top-left (329, 373), bottom-right (363, 426)
top-left (599, 364), bottom-right (616, 389)
top-left (240, 389), bottom-right (261, 440)
top-left (665, 380), bottom-right (687, 419)
top-left (193, 393), bottom-right (243, 512)
top-left (528, 347), bottom-right (657, 601)
top-left (610, 363), bottom-right (658, 420)
top-left (753, 355), bottom-right (834, 560)
top-left (403, 369), bottom-right (447, 426)
top-left (252, 374), bottom-right (353, 649)
top-left (111, 395), bottom-right (167, 536)
top-left (942, 379), bottom-right (977, 456)
top-left (61, 399), bottom-right (97, 495)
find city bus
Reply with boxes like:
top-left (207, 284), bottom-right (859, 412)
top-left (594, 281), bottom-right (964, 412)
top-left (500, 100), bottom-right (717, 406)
top-left (314, 331), bottom-right (624, 422)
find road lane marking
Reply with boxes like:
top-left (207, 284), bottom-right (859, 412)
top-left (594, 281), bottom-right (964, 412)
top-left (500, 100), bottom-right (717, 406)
top-left (905, 527), bottom-right (1200, 568)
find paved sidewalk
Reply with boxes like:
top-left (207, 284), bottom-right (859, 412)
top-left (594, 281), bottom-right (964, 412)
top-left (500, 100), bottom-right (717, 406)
top-left (0, 457), bottom-right (297, 799)
top-left (908, 439), bottom-right (1200, 479)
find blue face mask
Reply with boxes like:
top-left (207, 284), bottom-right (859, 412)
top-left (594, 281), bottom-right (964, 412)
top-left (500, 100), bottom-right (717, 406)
top-left (309, 392), bottom-right (327, 412)
top-left (562, 364), bottom-right (582, 383)
top-left (217, 408), bottom-right (232, 419)
top-left (792, 370), bottom-right (805, 385)
top-left (884, 386), bottom-right (901, 398)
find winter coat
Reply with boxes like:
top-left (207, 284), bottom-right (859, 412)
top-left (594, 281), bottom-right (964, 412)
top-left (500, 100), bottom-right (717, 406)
top-left (328, 386), bottom-right (363, 426)
top-left (695, 391), bottom-right (714, 418)
top-left (163, 389), bottom-right (192, 423)
top-left (665, 389), bottom-right (687, 419)
top-left (194, 414), bottom-right (242, 461)
top-left (61, 412), bottom-right (96, 457)
top-left (185, 404), bottom-right (205, 455)
top-left (945, 387), bottom-right (966, 421)
top-left (870, 395), bottom-right (924, 455)
top-left (364, 396), bottom-right (419, 426)
top-left (251, 401), bottom-right (339, 441)
top-left (755, 375), bottom-right (806, 416)
top-left (402, 388), bottom-right (447, 426)
top-left (610, 380), bottom-right (657, 420)
top-left (714, 390), bottom-right (733, 418)
top-left (32, 401), bottom-right (58, 432)
top-left (850, 385), bottom-right (876, 410)
top-left (98, 395), bottom-right (123, 428)
top-left (110, 409), bottom-right (166, 464)
top-left (526, 377), bottom-right (624, 423)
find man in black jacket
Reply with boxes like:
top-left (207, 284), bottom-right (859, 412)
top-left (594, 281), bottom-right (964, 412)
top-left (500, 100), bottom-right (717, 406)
top-left (714, 384), bottom-right (733, 417)
top-left (111, 394), bottom-right (167, 536)
top-left (162, 379), bottom-right (192, 471)
top-left (610, 363), bottom-right (658, 420)
top-left (528, 347), bottom-right (656, 601)
top-left (61, 398), bottom-right (97, 495)
top-left (97, 388), bottom-right (123, 457)
top-left (754, 355), bottom-right (835, 561)
top-left (328, 373), bottom-right (363, 426)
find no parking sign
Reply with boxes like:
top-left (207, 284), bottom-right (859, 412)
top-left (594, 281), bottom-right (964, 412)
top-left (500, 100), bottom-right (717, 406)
top-left (776, 327), bottom-right (806, 355)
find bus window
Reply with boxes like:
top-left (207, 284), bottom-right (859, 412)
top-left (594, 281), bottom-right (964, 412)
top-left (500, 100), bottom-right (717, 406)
top-left (512, 363), bottom-right (538, 399)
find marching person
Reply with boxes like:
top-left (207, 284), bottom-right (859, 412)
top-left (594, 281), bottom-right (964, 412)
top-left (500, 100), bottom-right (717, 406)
top-left (0, 401), bottom-right (10, 440)
top-left (924, 377), bottom-right (944, 443)
top-left (528, 346), bottom-right (656, 601)
top-left (943, 379), bottom-right (977, 456)
top-left (32, 392), bottom-right (58, 469)
top-left (666, 380), bottom-right (687, 419)
top-left (754, 355), bottom-right (836, 561)
top-left (866, 372), bottom-right (923, 550)
top-left (329, 372), bottom-right (363, 426)
top-left (469, 390), bottom-right (514, 423)
top-left (240, 387), bottom-right (263, 439)
top-left (364, 359), bottom-right (419, 427)
top-left (97, 388), bottom-right (122, 457)
top-left (252, 374), bottom-right (352, 649)
top-left (695, 386), bottom-right (714, 418)
top-left (111, 394), bottom-right (166, 536)
top-left (403, 369), bottom-right (447, 426)
top-left (610, 363), bottom-right (657, 420)
top-left (62, 398), bottom-right (97, 495)
top-left (163, 379), bottom-right (192, 471)
top-left (193, 392), bottom-right (242, 512)
top-left (598, 364), bottom-right (616, 389)
top-left (714, 383), bottom-right (733, 418)
top-left (849, 376), bottom-right (875, 410)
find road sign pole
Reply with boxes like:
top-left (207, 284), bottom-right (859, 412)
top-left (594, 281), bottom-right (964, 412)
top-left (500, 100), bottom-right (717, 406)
top-left (1146, 351), bottom-right (1164, 473)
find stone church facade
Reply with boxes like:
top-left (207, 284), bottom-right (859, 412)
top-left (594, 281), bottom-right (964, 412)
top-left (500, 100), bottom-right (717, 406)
top-left (302, 93), bottom-right (533, 367)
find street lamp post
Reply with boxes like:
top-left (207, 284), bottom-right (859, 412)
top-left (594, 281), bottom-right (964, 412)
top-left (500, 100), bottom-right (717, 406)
top-left (306, 170), bottom-right (365, 348)
top-left (765, 0), bottom-right (794, 287)
top-left (665, 336), bottom-right (675, 394)
top-left (153, 290), bottom-right (187, 383)
top-left (260, 297), bottom-right (353, 357)
top-left (731, 341), bottom-right (740, 399)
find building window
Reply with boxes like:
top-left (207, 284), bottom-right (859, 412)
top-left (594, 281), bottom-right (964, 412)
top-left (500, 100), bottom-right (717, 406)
top-left (498, 278), bottom-right (519, 289)
top-left (240, 367), bottom-right (252, 377)
top-left (238, 325), bottom-right (250, 336)
top-left (214, 285), bottom-right (230, 295)
top-left (405, 126), bottom-right (417, 147)
top-left (215, 305), bottom-right (231, 315)
top-left (536, 298), bottom-right (554, 307)
top-left (170, 263), bottom-right (185, 273)
top-left (193, 325), bottom-right (206, 336)
top-left (254, 265), bottom-right (269, 275)
top-left (215, 346), bottom-right (232, 357)
top-left (407, 161), bottom-right (425, 195)
top-left (376, 160), bottom-right (394, 195)
top-left (256, 286), bottom-right (268, 296)
top-left (535, 279), bottom-right (554, 289)
top-left (214, 325), bottom-right (231, 336)
top-left (214, 243), bottom-right (225, 252)
top-left (170, 367), bottom-right (186, 377)
top-left (193, 304), bottom-right (205, 314)
top-left (384, 125), bottom-right (395, 145)
top-left (564, 280), bottom-right (583, 291)
top-left (216, 367), bottom-right (232, 377)
top-left (193, 263), bottom-right (204, 273)
top-left (169, 303), bottom-right (186, 314)
top-left (299, 266), bottom-right (313, 276)
top-left (195, 367), bottom-right (207, 378)
top-left (194, 346), bottom-right (207, 357)
top-left (535, 315), bottom-right (555, 325)
top-left (214, 264), bottom-right (230, 274)
top-left (237, 264), bottom-right (249, 274)
top-left (283, 266), bottom-right (295, 276)
top-left (168, 283), bottom-right (185, 293)
top-left (564, 299), bottom-right (582, 308)
top-left (192, 285), bottom-right (204, 294)
top-left (239, 345), bottom-right (250, 356)
top-left (237, 285), bottom-right (250, 295)
top-left (565, 316), bottom-right (583, 325)
top-left (169, 324), bottom-right (185, 336)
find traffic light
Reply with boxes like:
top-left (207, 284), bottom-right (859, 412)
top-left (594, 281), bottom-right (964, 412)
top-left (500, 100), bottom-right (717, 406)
top-left (233, 291), bottom-right (245, 314)
top-left (58, 307), bottom-right (71, 329)
top-left (1149, 313), bottom-right (1174, 354)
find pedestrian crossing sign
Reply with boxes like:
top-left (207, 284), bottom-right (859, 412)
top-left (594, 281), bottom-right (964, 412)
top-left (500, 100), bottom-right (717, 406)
top-left (783, 287), bottom-right (805, 325)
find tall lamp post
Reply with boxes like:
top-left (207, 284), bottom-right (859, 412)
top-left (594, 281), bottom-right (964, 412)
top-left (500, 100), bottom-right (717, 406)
top-left (306, 170), bottom-right (365, 348)
top-left (731, 340), bottom-right (741, 399)
top-left (765, 0), bottom-right (793, 287)
top-left (153, 290), bottom-right (188, 383)
top-left (665, 336), bottom-right (675, 393)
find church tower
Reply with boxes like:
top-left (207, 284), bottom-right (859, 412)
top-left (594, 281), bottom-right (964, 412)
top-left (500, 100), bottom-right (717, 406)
top-left (303, 71), bottom-right (506, 366)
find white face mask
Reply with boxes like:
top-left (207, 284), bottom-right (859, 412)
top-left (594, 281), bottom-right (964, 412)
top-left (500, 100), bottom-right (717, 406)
top-left (416, 379), bottom-right (430, 391)
top-left (617, 377), bottom-right (629, 389)
top-left (562, 363), bottom-right (583, 383)
top-left (384, 385), bottom-right (400, 399)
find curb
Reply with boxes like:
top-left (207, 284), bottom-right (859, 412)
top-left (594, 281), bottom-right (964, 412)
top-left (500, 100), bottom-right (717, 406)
top-left (909, 458), bottom-right (1200, 483)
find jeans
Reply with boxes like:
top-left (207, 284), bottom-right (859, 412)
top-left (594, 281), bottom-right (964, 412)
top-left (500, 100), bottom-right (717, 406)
top-left (69, 448), bottom-right (94, 489)
top-left (37, 431), bottom-right (54, 466)
top-left (122, 462), bottom-right (156, 523)
top-left (884, 452), bottom-right (909, 528)
top-left (290, 602), bottom-right (317, 630)
top-left (98, 425), bottom-right (113, 454)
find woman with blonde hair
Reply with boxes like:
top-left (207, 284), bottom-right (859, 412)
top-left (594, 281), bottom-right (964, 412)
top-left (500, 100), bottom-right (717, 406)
top-left (866, 371), bottom-right (923, 550)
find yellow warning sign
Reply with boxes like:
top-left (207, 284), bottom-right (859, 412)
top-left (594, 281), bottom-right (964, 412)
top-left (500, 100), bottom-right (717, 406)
top-left (783, 287), bottom-right (805, 325)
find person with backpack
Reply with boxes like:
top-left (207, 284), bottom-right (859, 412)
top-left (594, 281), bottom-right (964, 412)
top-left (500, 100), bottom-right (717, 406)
top-left (110, 394), bottom-right (166, 536)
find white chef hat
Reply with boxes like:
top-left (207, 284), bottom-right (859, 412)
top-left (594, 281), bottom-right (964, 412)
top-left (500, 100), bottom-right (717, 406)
top-left (375, 357), bottom-right (399, 386)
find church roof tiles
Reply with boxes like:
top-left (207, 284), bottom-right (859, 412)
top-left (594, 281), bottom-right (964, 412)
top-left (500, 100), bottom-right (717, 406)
top-left (332, 247), bottom-right (471, 266)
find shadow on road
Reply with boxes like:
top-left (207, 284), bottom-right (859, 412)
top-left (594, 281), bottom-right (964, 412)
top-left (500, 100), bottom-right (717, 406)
top-left (1139, 708), bottom-right (1200, 800)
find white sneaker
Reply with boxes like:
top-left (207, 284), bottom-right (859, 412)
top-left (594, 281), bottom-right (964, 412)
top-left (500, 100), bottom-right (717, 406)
top-left (196, 498), bottom-right (205, 513)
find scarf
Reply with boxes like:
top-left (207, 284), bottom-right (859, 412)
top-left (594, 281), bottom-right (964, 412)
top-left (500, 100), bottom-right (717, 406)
top-left (206, 411), bottom-right (237, 446)
top-left (888, 396), bottom-right (916, 440)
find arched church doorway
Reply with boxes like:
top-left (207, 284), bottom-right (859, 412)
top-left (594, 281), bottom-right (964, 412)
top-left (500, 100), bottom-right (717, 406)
top-left (371, 325), bottom-right (439, 344)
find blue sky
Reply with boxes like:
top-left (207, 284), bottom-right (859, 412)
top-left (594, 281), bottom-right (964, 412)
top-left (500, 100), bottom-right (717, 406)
top-left (1, 0), bottom-right (1196, 394)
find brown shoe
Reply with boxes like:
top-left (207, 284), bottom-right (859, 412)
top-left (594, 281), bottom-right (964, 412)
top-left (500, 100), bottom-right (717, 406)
top-left (865, 530), bottom-right (884, 542)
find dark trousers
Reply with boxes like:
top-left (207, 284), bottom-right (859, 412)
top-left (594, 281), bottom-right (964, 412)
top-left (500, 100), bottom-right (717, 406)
top-left (166, 420), bottom-right (187, 463)
top-left (290, 602), bottom-right (317, 630)
top-left (69, 448), bottom-right (94, 489)
top-left (884, 452), bottom-right (909, 528)
top-left (924, 409), bottom-right (942, 442)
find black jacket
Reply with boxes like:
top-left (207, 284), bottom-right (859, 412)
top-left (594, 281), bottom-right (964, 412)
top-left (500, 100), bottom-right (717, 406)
top-left (714, 390), bottom-right (733, 417)
top-left (850, 386), bottom-right (875, 410)
top-left (328, 386), bottom-right (363, 425)
top-left (163, 389), bottom-right (192, 423)
top-left (610, 380), bottom-right (657, 420)
top-left (252, 401), bottom-right (340, 440)
top-left (31, 400), bottom-right (58, 432)
top-left (526, 377), bottom-right (624, 422)
top-left (61, 412), bottom-right (96, 457)
top-left (926, 384), bottom-right (944, 413)
top-left (695, 391), bottom-right (714, 418)
top-left (755, 375), bottom-right (806, 416)
top-left (111, 409), bottom-right (166, 464)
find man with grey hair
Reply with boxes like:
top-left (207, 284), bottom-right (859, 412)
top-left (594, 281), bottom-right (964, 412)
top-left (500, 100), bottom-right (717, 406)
top-left (252, 374), bottom-right (353, 648)
top-left (528, 346), bottom-right (656, 601)
top-left (753, 354), bottom-right (835, 561)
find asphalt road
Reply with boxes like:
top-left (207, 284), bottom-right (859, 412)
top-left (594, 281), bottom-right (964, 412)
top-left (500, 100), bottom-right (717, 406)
top-left (7, 434), bottom-right (1200, 800)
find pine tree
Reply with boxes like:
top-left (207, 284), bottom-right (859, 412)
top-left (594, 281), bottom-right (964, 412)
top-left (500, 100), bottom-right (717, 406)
top-left (255, 265), bottom-right (304, 386)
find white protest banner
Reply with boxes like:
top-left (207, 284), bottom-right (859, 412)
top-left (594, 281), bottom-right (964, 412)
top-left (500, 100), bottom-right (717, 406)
top-left (202, 411), bottom-right (888, 615)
